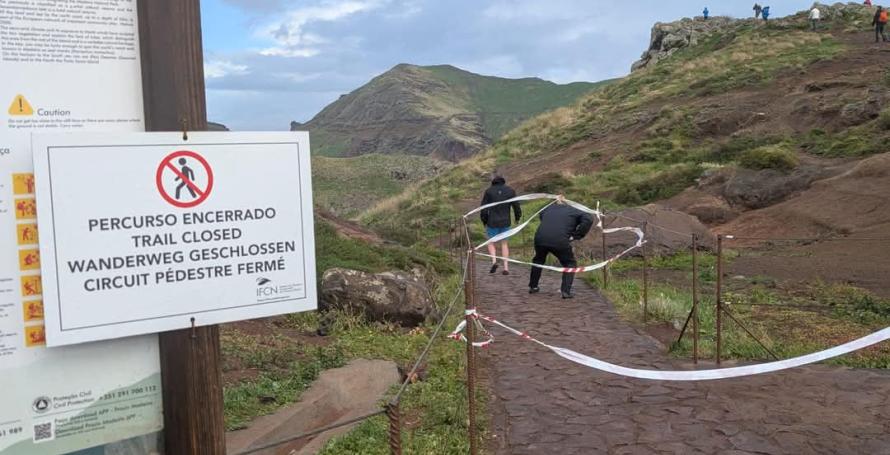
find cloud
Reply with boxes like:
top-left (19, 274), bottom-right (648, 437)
top-left (204, 59), bottom-right (250, 79)
top-left (256, 0), bottom-right (385, 58)
top-left (203, 0), bottom-right (819, 130)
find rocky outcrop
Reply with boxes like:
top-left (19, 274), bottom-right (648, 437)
top-left (632, 17), bottom-right (734, 72)
top-left (319, 268), bottom-right (434, 327)
top-left (631, 3), bottom-right (876, 72)
top-left (577, 204), bottom-right (716, 257)
top-left (699, 165), bottom-right (838, 210)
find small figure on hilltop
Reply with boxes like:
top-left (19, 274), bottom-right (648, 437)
top-left (528, 195), bottom-right (593, 299)
top-left (480, 175), bottom-right (521, 275)
top-left (865, 0), bottom-right (872, 6)
top-left (810, 6), bottom-right (821, 31)
top-left (753, 3), bottom-right (762, 18)
top-left (703, 7), bottom-right (710, 20)
top-left (875, 6), bottom-right (889, 42)
top-left (762, 6), bottom-right (771, 21)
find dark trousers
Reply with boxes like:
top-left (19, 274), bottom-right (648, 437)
top-left (877, 23), bottom-right (887, 42)
top-left (529, 244), bottom-right (576, 293)
top-left (811, 19), bottom-right (818, 31)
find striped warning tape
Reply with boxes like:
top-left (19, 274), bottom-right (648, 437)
top-left (450, 310), bottom-right (890, 381)
top-left (466, 194), bottom-right (646, 273)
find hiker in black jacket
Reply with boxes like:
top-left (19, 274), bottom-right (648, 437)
top-left (528, 196), bottom-right (594, 299)
top-left (480, 176), bottom-right (522, 275)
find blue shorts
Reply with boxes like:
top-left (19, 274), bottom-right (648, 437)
top-left (486, 226), bottom-right (510, 239)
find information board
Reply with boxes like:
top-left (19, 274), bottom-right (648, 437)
top-left (32, 132), bottom-right (318, 346)
top-left (0, 1), bottom-right (163, 453)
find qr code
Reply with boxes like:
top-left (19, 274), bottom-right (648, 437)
top-left (33, 421), bottom-right (54, 443)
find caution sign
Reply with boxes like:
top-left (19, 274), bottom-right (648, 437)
top-left (31, 132), bottom-right (317, 346)
top-left (155, 150), bottom-right (214, 208)
top-left (8, 94), bottom-right (34, 116)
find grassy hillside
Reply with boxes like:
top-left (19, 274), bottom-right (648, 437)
top-left (305, 64), bottom-right (611, 160)
top-left (313, 154), bottom-right (451, 218)
top-left (363, 6), bottom-right (889, 242)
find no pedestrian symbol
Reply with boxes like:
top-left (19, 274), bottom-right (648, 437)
top-left (155, 150), bottom-right (214, 208)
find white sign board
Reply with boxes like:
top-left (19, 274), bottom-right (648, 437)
top-left (0, 1), bottom-right (163, 453)
top-left (32, 132), bottom-right (318, 346)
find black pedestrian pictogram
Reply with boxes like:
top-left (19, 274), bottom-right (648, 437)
top-left (175, 158), bottom-right (198, 200)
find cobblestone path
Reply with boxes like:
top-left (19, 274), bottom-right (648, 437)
top-left (476, 264), bottom-right (890, 454)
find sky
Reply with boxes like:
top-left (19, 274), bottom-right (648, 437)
top-left (201, 0), bottom-right (817, 131)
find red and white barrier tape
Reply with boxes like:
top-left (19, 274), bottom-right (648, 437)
top-left (450, 311), bottom-right (890, 381)
top-left (448, 309), bottom-right (494, 348)
top-left (466, 194), bottom-right (645, 272)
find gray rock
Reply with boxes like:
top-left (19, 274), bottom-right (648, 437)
top-left (320, 268), bottom-right (434, 327)
top-left (631, 17), bottom-right (734, 72)
top-left (720, 165), bottom-right (831, 210)
top-left (577, 204), bottom-right (716, 258)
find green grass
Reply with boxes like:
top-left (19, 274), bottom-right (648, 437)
top-left (314, 154), bottom-right (451, 218)
top-left (315, 221), bottom-right (454, 279)
top-left (221, 325), bottom-right (347, 430)
top-left (594, 254), bottom-right (890, 369)
top-left (319, 273), bottom-right (482, 454)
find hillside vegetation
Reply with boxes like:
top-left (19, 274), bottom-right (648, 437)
top-left (363, 3), bottom-right (889, 242)
top-left (313, 154), bottom-right (451, 218)
top-left (301, 64), bottom-right (610, 161)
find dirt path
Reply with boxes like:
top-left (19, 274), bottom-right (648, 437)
top-left (476, 263), bottom-right (890, 454)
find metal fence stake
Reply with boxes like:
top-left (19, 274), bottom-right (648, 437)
top-left (692, 234), bottom-right (699, 364)
top-left (642, 221), bottom-right (649, 322)
top-left (387, 402), bottom-right (402, 455)
top-left (716, 235), bottom-right (724, 365)
top-left (464, 250), bottom-right (479, 455)
top-left (602, 229), bottom-right (609, 289)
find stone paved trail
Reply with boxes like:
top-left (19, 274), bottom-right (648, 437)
top-left (476, 264), bottom-right (890, 454)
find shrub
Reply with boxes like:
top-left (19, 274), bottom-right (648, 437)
top-left (802, 127), bottom-right (875, 157)
top-left (708, 135), bottom-right (786, 162)
top-left (878, 109), bottom-right (890, 131)
top-left (738, 145), bottom-right (799, 171)
top-left (615, 164), bottom-right (703, 205)
top-left (527, 172), bottom-right (573, 194)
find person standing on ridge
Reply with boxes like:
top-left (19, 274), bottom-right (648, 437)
top-left (480, 175), bottom-right (521, 275)
top-left (703, 7), bottom-right (710, 20)
top-left (753, 3), bottom-right (762, 18)
top-left (528, 196), bottom-right (593, 299)
top-left (762, 6), bottom-right (771, 21)
top-left (865, 0), bottom-right (872, 6)
top-left (875, 6), bottom-right (888, 42)
top-left (810, 6), bottom-right (821, 31)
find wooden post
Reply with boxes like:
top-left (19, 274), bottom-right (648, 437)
top-left (138, 2), bottom-right (226, 454)
top-left (601, 230), bottom-right (608, 288)
top-left (641, 221), bottom-right (649, 322)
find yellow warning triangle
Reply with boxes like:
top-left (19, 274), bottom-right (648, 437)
top-left (8, 94), bottom-right (34, 116)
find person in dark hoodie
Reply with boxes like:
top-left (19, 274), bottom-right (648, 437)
top-left (528, 196), bottom-right (594, 299)
top-left (480, 176), bottom-right (522, 275)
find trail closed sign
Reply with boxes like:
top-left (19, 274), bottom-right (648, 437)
top-left (32, 132), bottom-right (317, 346)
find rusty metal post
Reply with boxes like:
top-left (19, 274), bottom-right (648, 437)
top-left (387, 402), bottom-right (402, 455)
top-left (716, 235), bottom-right (724, 365)
top-left (691, 234), bottom-right (699, 364)
top-left (601, 230), bottom-right (609, 288)
top-left (641, 221), bottom-right (649, 322)
top-left (464, 249), bottom-right (479, 455)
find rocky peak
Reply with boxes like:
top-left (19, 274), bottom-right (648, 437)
top-left (631, 17), bottom-right (735, 72)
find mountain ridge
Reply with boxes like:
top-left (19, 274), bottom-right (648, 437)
top-left (297, 63), bottom-right (611, 161)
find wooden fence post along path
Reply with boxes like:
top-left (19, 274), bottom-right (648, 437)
top-left (1, 1), bottom-right (320, 454)
top-left (138, 1), bottom-right (225, 453)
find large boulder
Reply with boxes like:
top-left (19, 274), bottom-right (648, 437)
top-left (714, 165), bottom-right (835, 210)
top-left (577, 204), bottom-right (716, 258)
top-left (320, 268), bottom-right (434, 327)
